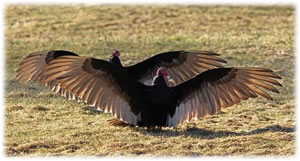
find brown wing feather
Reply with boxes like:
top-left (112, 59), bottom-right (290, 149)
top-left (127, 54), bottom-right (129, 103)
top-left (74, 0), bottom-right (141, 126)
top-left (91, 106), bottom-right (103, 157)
top-left (17, 52), bottom-right (48, 83)
top-left (167, 67), bottom-right (281, 126)
top-left (43, 56), bottom-right (144, 125)
top-left (16, 50), bottom-right (81, 102)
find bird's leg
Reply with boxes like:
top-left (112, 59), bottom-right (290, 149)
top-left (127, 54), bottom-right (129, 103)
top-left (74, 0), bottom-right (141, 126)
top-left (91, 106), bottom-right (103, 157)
top-left (146, 126), bottom-right (163, 133)
top-left (146, 126), bottom-right (157, 132)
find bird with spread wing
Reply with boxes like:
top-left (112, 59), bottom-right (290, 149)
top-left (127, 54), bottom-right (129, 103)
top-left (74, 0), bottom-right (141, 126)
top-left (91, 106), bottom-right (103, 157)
top-left (16, 50), bottom-right (281, 127)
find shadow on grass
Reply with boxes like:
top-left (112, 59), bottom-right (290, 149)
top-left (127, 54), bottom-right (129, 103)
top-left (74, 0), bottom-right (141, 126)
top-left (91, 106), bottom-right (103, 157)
top-left (82, 106), bottom-right (102, 115)
top-left (135, 125), bottom-right (295, 139)
top-left (82, 107), bottom-right (295, 139)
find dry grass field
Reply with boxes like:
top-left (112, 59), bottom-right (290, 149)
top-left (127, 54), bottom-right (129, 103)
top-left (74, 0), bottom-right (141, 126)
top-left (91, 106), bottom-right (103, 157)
top-left (4, 5), bottom-right (295, 156)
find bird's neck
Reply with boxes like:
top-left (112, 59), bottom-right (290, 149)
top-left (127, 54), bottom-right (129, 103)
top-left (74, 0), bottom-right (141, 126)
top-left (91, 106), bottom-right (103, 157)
top-left (110, 56), bottom-right (123, 68)
top-left (152, 76), bottom-right (168, 87)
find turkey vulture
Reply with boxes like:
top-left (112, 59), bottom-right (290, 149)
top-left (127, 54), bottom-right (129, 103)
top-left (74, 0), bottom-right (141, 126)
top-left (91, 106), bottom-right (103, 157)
top-left (17, 53), bottom-right (282, 127)
top-left (17, 49), bottom-right (227, 86)
top-left (17, 49), bottom-right (226, 101)
top-left (109, 49), bottom-right (227, 86)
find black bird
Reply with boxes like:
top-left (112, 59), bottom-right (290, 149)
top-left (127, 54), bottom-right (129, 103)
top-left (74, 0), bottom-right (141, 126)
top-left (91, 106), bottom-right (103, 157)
top-left (17, 49), bottom-right (226, 101)
top-left (108, 49), bottom-right (227, 86)
top-left (17, 49), bottom-right (226, 85)
top-left (17, 54), bottom-right (282, 127)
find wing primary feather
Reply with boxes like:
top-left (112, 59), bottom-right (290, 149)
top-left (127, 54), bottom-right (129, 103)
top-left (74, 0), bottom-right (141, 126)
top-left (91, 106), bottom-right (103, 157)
top-left (222, 83), bottom-right (241, 104)
top-left (248, 79), bottom-right (280, 93)
top-left (81, 79), bottom-right (97, 102)
top-left (218, 84), bottom-right (234, 107)
top-left (244, 70), bottom-right (281, 79)
top-left (246, 84), bottom-right (273, 100)
top-left (196, 54), bottom-right (227, 63)
top-left (69, 74), bottom-right (90, 94)
top-left (76, 75), bottom-right (94, 97)
top-left (196, 62), bottom-right (214, 70)
top-left (247, 74), bottom-right (282, 86)
top-left (203, 82), bottom-right (216, 115)
top-left (233, 79), bottom-right (258, 98)
top-left (215, 85), bottom-right (229, 108)
top-left (94, 89), bottom-right (104, 111)
top-left (190, 93), bottom-right (198, 120)
top-left (196, 90), bottom-right (205, 118)
top-left (230, 81), bottom-right (250, 100)
top-left (241, 67), bottom-right (273, 72)
top-left (87, 82), bottom-right (102, 106)
top-left (193, 91), bottom-right (201, 119)
top-left (174, 65), bottom-right (190, 80)
top-left (207, 82), bottom-right (221, 112)
top-left (196, 59), bottom-right (224, 68)
top-left (200, 85), bottom-right (212, 115)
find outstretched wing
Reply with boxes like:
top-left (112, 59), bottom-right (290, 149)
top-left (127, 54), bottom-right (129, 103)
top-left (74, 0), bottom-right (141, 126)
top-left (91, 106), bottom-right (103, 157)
top-left (16, 50), bottom-right (81, 100)
top-left (167, 67), bottom-right (282, 127)
top-left (43, 56), bottom-right (147, 125)
top-left (126, 51), bottom-right (227, 86)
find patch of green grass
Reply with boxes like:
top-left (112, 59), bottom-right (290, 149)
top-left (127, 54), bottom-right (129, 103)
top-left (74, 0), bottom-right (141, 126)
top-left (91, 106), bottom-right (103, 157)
top-left (4, 5), bottom-right (295, 156)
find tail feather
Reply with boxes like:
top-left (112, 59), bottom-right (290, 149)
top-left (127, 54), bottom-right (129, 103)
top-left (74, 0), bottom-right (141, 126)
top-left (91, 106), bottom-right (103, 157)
top-left (107, 119), bottom-right (133, 127)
